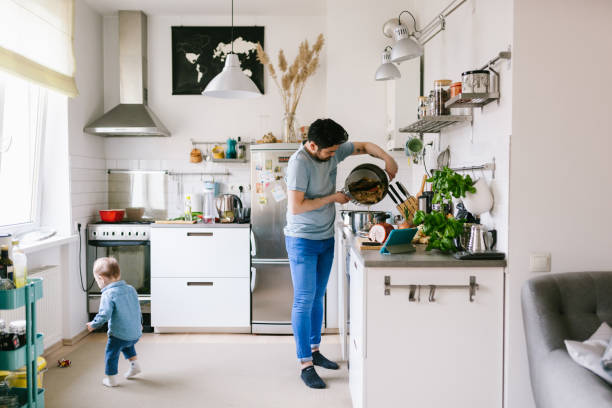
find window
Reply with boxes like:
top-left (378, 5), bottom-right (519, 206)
top-left (0, 71), bottom-right (47, 230)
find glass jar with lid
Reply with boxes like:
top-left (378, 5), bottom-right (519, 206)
top-left (417, 96), bottom-right (428, 120)
top-left (433, 79), bottom-right (452, 115)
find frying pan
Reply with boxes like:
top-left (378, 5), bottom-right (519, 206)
top-left (342, 163), bottom-right (389, 206)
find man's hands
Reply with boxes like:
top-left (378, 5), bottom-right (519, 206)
top-left (352, 142), bottom-right (399, 180)
top-left (333, 192), bottom-right (350, 204)
top-left (385, 157), bottom-right (398, 180)
top-left (86, 322), bottom-right (94, 332)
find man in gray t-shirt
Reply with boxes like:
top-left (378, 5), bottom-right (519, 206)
top-left (284, 118), bottom-right (398, 389)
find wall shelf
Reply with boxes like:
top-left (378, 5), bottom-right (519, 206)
top-left (399, 115), bottom-right (472, 134)
top-left (211, 158), bottom-right (248, 164)
top-left (445, 92), bottom-right (500, 109)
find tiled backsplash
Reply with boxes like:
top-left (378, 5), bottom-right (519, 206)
top-left (105, 150), bottom-right (412, 220)
top-left (105, 159), bottom-right (251, 219)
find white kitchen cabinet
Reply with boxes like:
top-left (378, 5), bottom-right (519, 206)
top-left (151, 226), bottom-right (250, 331)
top-left (349, 248), bottom-right (504, 408)
top-left (349, 252), bottom-right (365, 407)
top-left (151, 227), bottom-right (249, 278)
top-left (151, 277), bottom-right (250, 328)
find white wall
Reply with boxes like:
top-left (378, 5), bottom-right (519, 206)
top-left (508, 1), bottom-right (612, 407)
top-left (325, 0), bottom-right (419, 217)
top-left (64, 0), bottom-right (105, 339)
top-left (401, 0), bottom-right (512, 252)
top-left (101, 13), bottom-right (326, 215)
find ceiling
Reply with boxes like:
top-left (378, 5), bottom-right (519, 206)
top-left (83, 0), bottom-right (327, 16)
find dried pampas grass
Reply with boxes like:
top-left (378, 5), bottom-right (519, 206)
top-left (256, 34), bottom-right (325, 116)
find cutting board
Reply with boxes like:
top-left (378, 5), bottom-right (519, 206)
top-left (358, 237), bottom-right (383, 251)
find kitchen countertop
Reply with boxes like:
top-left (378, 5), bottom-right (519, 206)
top-left (339, 224), bottom-right (506, 268)
top-left (152, 223), bottom-right (250, 228)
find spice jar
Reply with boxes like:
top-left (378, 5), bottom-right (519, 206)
top-left (450, 82), bottom-right (462, 98)
top-left (417, 96), bottom-right (428, 119)
top-left (433, 80), bottom-right (452, 115)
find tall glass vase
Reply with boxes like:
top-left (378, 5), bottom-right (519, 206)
top-left (281, 112), bottom-right (298, 143)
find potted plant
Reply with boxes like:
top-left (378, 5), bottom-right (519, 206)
top-left (413, 167), bottom-right (476, 252)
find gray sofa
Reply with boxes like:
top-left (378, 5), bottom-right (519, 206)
top-left (522, 272), bottom-right (612, 408)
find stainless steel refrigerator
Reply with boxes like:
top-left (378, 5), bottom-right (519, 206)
top-left (251, 143), bottom-right (322, 334)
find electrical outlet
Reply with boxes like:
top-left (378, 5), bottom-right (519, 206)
top-left (530, 253), bottom-right (551, 272)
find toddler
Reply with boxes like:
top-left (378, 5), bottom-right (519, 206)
top-left (87, 257), bottom-right (143, 387)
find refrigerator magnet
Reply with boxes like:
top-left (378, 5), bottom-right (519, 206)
top-left (272, 184), bottom-right (287, 202)
top-left (258, 195), bottom-right (267, 205)
top-left (255, 183), bottom-right (263, 194)
top-left (265, 160), bottom-right (273, 170)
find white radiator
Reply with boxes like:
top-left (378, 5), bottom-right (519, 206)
top-left (0, 265), bottom-right (63, 350)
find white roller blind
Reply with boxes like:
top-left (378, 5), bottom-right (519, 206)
top-left (0, 0), bottom-right (78, 97)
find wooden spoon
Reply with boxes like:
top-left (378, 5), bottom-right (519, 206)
top-left (416, 174), bottom-right (428, 198)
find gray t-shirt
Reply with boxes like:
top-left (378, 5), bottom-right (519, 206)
top-left (284, 142), bottom-right (354, 240)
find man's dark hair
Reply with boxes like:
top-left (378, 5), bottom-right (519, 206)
top-left (308, 119), bottom-right (348, 149)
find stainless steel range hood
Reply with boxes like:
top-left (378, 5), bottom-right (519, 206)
top-left (84, 11), bottom-right (170, 137)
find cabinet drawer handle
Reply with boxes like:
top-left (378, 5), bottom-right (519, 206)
top-left (187, 282), bottom-right (214, 286)
top-left (187, 232), bottom-right (213, 237)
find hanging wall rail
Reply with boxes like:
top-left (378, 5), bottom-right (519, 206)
top-left (448, 157), bottom-right (496, 178)
top-left (384, 275), bottom-right (479, 302)
top-left (107, 169), bottom-right (231, 176)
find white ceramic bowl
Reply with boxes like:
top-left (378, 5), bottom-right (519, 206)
top-left (462, 178), bottom-right (493, 216)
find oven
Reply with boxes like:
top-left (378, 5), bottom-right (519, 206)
top-left (86, 222), bottom-right (152, 330)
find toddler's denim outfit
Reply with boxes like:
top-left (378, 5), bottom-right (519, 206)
top-left (90, 280), bottom-right (142, 375)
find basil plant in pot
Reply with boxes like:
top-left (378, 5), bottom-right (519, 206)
top-left (413, 167), bottom-right (476, 252)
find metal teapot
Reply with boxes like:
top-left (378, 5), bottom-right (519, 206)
top-left (465, 225), bottom-right (497, 253)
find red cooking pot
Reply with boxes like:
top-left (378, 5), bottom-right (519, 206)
top-left (99, 209), bottom-right (125, 222)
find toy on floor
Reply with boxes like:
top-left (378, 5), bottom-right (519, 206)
top-left (57, 359), bottom-right (71, 368)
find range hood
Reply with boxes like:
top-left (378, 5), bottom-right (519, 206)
top-left (84, 11), bottom-right (170, 137)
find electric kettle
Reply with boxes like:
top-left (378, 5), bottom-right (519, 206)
top-left (216, 194), bottom-right (242, 222)
top-left (466, 225), bottom-right (497, 253)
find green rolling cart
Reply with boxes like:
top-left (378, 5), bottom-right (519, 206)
top-left (0, 278), bottom-right (45, 407)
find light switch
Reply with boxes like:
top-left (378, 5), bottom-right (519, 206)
top-left (530, 253), bottom-right (551, 272)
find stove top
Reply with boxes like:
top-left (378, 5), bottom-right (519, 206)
top-left (88, 222), bottom-right (152, 241)
top-left (92, 219), bottom-right (154, 225)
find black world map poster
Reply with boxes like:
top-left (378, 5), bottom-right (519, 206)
top-left (171, 26), bottom-right (265, 95)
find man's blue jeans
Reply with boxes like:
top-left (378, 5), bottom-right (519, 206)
top-left (285, 236), bottom-right (335, 362)
top-left (105, 335), bottom-right (138, 375)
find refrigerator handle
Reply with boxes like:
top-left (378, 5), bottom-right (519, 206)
top-left (250, 266), bottom-right (257, 293)
top-left (250, 229), bottom-right (257, 257)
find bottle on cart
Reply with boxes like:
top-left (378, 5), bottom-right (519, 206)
top-left (11, 242), bottom-right (26, 288)
top-left (0, 246), bottom-right (13, 281)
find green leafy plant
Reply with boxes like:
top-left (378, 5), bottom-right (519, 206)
top-left (428, 167), bottom-right (476, 205)
top-left (413, 210), bottom-right (465, 252)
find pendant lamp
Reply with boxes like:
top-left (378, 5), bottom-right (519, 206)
top-left (375, 46), bottom-right (401, 81)
top-left (202, 0), bottom-right (261, 99)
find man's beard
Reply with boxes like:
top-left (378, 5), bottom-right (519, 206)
top-left (312, 153), bottom-right (331, 162)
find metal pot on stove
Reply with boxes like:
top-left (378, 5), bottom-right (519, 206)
top-left (341, 210), bottom-right (391, 235)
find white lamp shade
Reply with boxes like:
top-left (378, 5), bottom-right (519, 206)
top-left (202, 54), bottom-right (262, 99)
top-left (390, 24), bottom-right (424, 63)
top-left (375, 49), bottom-right (401, 81)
